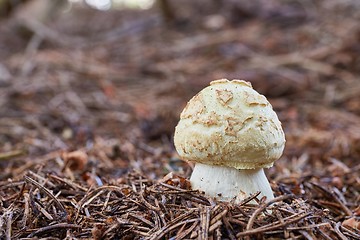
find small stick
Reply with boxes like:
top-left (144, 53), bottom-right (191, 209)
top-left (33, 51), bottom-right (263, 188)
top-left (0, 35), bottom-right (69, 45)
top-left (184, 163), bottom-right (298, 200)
top-left (287, 222), bottom-right (331, 230)
top-left (276, 210), bottom-right (289, 238)
top-left (48, 174), bottom-right (88, 192)
top-left (223, 215), bottom-right (237, 240)
top-left (209, 220), bottom-right (223, 233)
top-left (82, 190), bottom-right (105, 208)
top-left (27, 223), bottom-right (81, 238)
top-left (255, 211), bottom-right (308, 231)
top-left (101, 191), bottom-right (112, 212)
top-left (341, 224), bottom-right (360, 239)
top-left (139, 191), bottom-right (161, 211)
top-left (28, 170), bottom-right (56, 188)
top-left (318, 226), bottom-right (339, 240)
top-left (176, 220), bottom-right (198, 240)
top-left (227, 217), bottom-right (248, 227)
top-left (311, 183), bottom-right (352, 216)
top-left (210, 209), bottom-right (228, 226)
top-left (21, 193), bottom-right (30, 228)
top-left (5, 210), bottom-right (13, 240)
top-left (334, 222), bottom-right (348, 240)
top-left (128, 212), bottom-right (155, 228)
top-left (199, 206), bottom-right (211, 239)
top-left (0, 150), bottom-right (25, 160)
top-left (150, 219), bottom-right (199, 240)
top-left (34, 202), bottom-right (53, 220)
top-left (238, 191), bottom-right (261, 206)
top-left (246, 194), bottom-right (294, 231)
top-left (237, 212), bottom-right (310, 237)
top-left (24, 176), bottom-right (67, 217)
top-left (159, 182), bottom-right (193, 192)
top-left (77, 185), bottom-right (125, 212)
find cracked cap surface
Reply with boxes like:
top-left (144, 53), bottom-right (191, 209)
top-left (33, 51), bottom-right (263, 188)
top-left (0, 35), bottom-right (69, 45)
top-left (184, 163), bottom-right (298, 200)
top-left (174, 79), bottom-right (286, 169)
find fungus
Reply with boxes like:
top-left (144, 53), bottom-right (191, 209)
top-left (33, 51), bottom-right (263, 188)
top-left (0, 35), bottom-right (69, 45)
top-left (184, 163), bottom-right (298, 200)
top-left (174, 79), bottom-right (285, 202)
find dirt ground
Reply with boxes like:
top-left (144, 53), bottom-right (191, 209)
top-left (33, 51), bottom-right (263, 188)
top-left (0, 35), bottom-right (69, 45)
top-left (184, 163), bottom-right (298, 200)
top-left (0, 0), bottom-right (359, 239)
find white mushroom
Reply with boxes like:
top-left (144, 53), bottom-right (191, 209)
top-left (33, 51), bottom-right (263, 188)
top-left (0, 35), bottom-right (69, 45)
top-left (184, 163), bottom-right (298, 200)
top-left (174, 79), bottom-right (285, 202)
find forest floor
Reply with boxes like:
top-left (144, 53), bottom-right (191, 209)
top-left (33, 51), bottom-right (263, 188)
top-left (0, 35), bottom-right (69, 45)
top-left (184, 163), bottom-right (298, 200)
top-left (0, 0), bottom-right (359, 239)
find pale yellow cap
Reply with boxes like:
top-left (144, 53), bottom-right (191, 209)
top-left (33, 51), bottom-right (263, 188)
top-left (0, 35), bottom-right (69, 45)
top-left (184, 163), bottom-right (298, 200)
top-left (174, 79), bottom-right (285, 169)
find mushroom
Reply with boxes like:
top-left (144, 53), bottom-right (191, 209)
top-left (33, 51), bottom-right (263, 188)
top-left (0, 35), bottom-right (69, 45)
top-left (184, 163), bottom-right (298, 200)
top-left (174, 79), bottom-right (285, 202)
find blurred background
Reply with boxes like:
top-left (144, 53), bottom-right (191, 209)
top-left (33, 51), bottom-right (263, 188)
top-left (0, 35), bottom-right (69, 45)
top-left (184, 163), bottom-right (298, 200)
top-left (0, 0), bottom-right (360, 180)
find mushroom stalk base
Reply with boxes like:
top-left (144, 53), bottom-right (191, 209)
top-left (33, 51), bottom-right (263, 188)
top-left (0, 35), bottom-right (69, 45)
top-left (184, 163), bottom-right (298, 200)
top-left (190, 163), bottom-right (274, 203)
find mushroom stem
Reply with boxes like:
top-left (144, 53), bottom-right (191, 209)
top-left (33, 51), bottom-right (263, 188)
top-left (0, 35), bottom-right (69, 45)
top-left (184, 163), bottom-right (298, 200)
top-left (190, 163), bottom-right (274, 202)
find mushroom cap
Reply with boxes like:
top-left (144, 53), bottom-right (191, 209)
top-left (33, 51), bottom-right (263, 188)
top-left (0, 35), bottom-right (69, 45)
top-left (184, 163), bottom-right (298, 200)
top-left (174, 79), bottom-right (285, 169)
